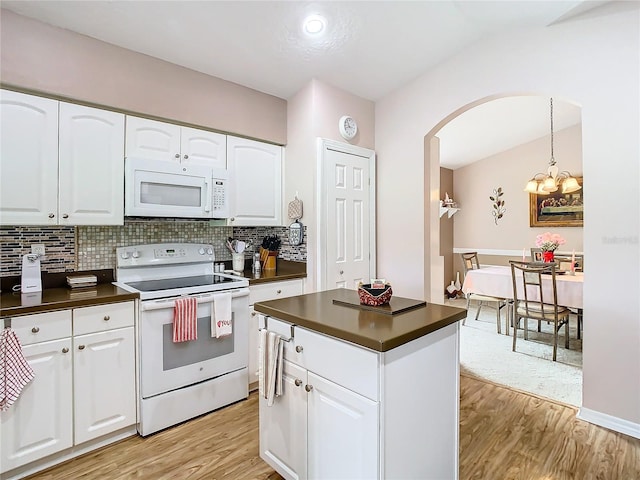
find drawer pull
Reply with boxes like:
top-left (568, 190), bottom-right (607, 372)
top-left (103, 315), bottom-right (110, 321)
top-left (305, 384), bottom-right (313, 392)
top-left (78, 345), bottom-right (85, 350)
top-left (31, 327), bottom-right (40, 333)
top-left (62, 347), bottom-right (69, 354)
top-left (295, 345), bottom-right (303, 353)
top-left (295, 379), bottom-right (302, 387)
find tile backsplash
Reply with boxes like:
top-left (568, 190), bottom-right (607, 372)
top-left (1, 219), bottom-right (306, 277)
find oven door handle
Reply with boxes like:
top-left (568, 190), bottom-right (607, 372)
top-left (141, 288), bottom-right (249, 312)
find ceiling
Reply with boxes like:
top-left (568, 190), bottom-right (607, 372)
top-left (2, 1), bottom-right (605, 167)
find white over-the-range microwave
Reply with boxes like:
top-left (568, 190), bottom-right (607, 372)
top-left (125, 157), bottom-right (229, 219)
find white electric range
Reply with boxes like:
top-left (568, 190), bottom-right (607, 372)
top-left (114, 243), bottom-right (249, 436)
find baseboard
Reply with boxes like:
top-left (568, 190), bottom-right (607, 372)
top-left (577, 407), bottom-right (640, 439)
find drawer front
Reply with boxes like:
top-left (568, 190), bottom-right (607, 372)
top-left (8, 310), bottom-right (72, 346)
top-left (73, 301), bottom-right (134, 336)
top-left (262, 316), bottom-right (379, 401)
top-left (250, 279), bottom-right (303, 305)
top-left (295, 327), bottom-right (379, 401)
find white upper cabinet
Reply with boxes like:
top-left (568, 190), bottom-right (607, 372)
top-left (0, 90), bottom-right (59, 225)
top-left (227, 136), bottom-right (282, 226)
top-left (0, 90), bottom-right (125, 226)
top-left (58, 103), bottom-right (125, 225)
top-left (125, 116), bottom-right (226, 169)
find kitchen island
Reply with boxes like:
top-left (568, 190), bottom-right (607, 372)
top-left (254, 288), bottom-right (466, 480)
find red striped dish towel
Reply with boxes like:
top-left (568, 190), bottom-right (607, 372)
top-left (1, 328), bottom-right (35, 411)
top-left (173, 297), bottom-right (198, 342)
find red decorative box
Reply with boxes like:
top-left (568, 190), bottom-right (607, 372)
top-left (358, 284), bottom-right (393, 306)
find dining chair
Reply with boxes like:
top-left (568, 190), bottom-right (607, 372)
top-left (460, 252), bottom-right (508, 334)
top-left (509, 261), bottom-right (571, 361)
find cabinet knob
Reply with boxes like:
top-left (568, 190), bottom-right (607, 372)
top-left (230, 218), bottom-right (235, 222)
top-left (340, 270), bottom-right (344, 275)
top-left (295, 345), bottom-right (303, 353)
top-left (277, 289), bottom-right (282, 294)
top-left (183, 154), bottom-right (189, 160)
top-left (305, 384), bottom-right (313, 392)
top-left (31, 326), bottom-right (40, 333)
top-left (295, 379), bottom-right (302, 387)
top-left (48, 213), bottom-right (55, 219)
top-left (103, 315), bottom-right (110, 321)
top-left (78, 345), bottom-right (85, 350)
top-left (62, 213), bottom-right (69, 219)
top-left (62, 347), bottom-right (69, 354)
top-left (175, 153), bottom-right (180, 159)
top-left (251, 312), bottom-right (257, 317)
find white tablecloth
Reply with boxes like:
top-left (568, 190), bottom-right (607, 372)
top-left (462, 265), bottom-right (583, 309)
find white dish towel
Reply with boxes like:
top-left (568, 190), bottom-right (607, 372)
top-left (212, 292), bottom-right (232, 338)
top-left (1, 328), bottom-right (35, 411)
top-left (258, 329), bottom-right (284, 407)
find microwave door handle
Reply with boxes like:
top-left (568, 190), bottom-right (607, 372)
top-left (204, 178), bottom-right (211, 213)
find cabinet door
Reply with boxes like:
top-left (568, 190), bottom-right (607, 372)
top-left (59, 103), bottom-right (125, 225)
top-left (180, 126), bottom-right (227, 169)
top-left (0, 89), bottom-right (59, 225)
top-left (259, 360), bottom-right (307, 480)
top-left (227, 136), bottom-right (282, 226)
top-left (125, 115), bottom-right (180, 162)
top-left (306, 372), bottom-right (379, 480)
top-left (1, 338), bottom-right (73, 473)
top-left (73, 327), bottom-right (136, 444)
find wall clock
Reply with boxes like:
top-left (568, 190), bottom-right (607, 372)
top-left (339, 115), bottom-right (358, 140)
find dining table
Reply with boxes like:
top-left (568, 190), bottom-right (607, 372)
top-left (462, 265), bottom-right (584, 309)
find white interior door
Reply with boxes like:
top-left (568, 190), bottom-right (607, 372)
top-left (318, 139), bottom-right (376, 291)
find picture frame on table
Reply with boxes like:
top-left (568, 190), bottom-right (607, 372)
top-left (529, 177), bottom-right (583, 227)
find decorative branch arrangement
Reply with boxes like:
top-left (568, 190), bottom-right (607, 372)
top-left (490, 187), bottom-right (506, 225)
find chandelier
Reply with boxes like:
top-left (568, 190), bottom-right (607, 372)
top-left (524, 98), bottom-right (582, 195)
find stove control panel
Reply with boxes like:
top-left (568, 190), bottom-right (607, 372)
top-left (116, 243), bottom-right (215, 268)
top-left (154, 247), bottom-right (187, 258)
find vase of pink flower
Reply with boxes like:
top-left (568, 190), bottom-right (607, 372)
top-left (535, 232), bottom-right (566, 262)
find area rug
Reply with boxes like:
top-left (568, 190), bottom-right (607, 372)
top-left (448, 298), bottom-right (583, 407)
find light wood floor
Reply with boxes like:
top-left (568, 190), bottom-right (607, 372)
top-left (26, 375), bottom-right (640, 480)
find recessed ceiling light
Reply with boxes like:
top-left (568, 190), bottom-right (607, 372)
top-left (303, 14), bottom-right (326, 35)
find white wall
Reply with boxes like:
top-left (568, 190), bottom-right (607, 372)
top-left (453, 124), bottom-right (583, 252)
top-left (376, 7), bottom-right (639, 434)
top-left (286, 79), bottom-right (375, 292)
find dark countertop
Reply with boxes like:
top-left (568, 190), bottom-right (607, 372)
top-left (234, 259), bottom-right (307, 285)
top-left (254, 288), bottom-right (466, 352)
top-left (0, 269), bottom-right (138, 317)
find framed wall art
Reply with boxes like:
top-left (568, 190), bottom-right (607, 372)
top-left (529, 177), bottom-right (583, 227)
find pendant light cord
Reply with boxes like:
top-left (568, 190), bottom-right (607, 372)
top-left (549, 97), bottom-right (555, 166)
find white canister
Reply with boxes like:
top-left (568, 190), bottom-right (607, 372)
top-left (232, 253), bottom-right (245, 272)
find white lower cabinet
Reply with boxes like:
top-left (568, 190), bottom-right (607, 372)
top-left (73, 326), bottom-right (136, 444)
top-left (259, 315), bottom-right (460, 480)
top-left (248, 279), bottom-right (303, 389)
top-left (259, 317), bottom-right (380, 480)
top-left (0, 301), bottom-right (136, 478)
top-left (1, 338), bottom-right (73, 472)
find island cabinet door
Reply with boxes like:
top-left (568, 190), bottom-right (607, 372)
top-left (306, 372), bottom-right (379, 480)
top-left (260, 359), bottom-right (307, 480)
